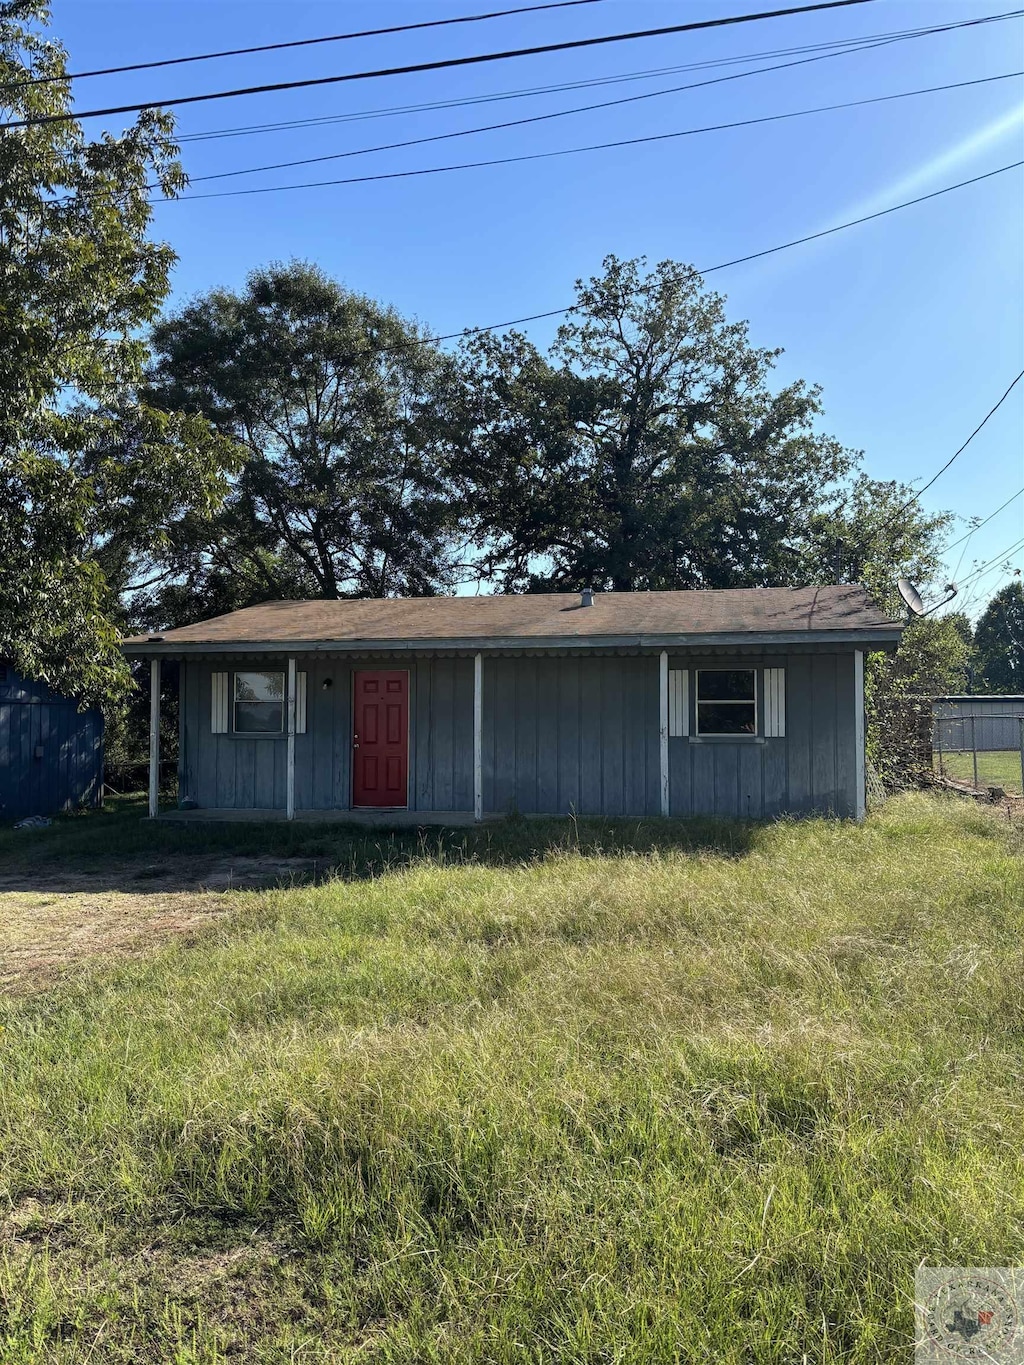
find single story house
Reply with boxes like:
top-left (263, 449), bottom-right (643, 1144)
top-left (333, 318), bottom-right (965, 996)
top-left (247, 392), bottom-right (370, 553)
top-left (122, 586), bottom-right (902, 824)
top-left (0, 662), bottom-right (104, 823)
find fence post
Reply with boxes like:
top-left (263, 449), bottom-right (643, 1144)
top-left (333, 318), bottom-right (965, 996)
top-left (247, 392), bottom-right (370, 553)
top-left (936, 716), bottom-right (943, 777)
top-left (971, 714), bottom-right (978, 789)
top-left (1019, 717), bottom-right (1024, 797)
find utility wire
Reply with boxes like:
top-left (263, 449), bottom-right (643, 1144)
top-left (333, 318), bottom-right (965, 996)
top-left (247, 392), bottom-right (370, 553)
top-left (1, 0), bottom-right (877, 130)
top-left (177, 69), bottom-right (1024, 188)
top-left (948, 485), bottom-right (1024, 579)
top-left (167, 9), bottom-right (1024, 146)
top-left (167, 116), bottom-right (1024, 203)
top-left (880, 370), bottom-right (1024, 531)
top-left (6, 1), bottom-right (606, 90)
top-left (944, 485), bottom-right (1024, 553)
top-left (187, 160), bottom-right (1019, 363)
top-left (955, 535), bottom-right (1024, 597)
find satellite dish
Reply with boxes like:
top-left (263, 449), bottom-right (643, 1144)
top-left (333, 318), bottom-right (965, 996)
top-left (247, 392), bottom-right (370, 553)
top-left (897, 579), bottom-right (925, 616)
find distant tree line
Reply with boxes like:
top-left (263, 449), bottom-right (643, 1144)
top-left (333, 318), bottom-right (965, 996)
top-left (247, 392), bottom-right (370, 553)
top-left (1, 3), bottom-right (1019, 789)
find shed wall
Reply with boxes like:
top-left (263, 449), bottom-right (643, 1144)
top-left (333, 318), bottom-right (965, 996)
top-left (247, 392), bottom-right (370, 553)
top-left (0, 668), bottom-right (103, 822)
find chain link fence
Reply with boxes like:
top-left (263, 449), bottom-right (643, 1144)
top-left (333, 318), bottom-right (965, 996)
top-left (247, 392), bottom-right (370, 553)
top-left (933, 709), bottom-right (1024, 797)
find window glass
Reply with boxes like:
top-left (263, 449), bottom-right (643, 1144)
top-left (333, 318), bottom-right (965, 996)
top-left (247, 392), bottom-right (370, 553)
top-left (696, 670), bottom-right (756, 735)
top-left (233, 671), bottom-right (284, 733)
top-left (697, 669), bottom-right (755, 701)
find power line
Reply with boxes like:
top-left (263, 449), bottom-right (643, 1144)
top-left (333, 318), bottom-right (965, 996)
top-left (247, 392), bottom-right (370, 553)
top-left (7, 1), bottom-right (606, 90)
top-left (175, 9), bottom-right (1023, 146)
top-left (1, 0), bottom-right (877, 130)
top-left (166, 118), bottom-right (1024, 204)
top-left (192, 159), bottom-right (1018, 363)
top-left (955, 535), bottom-right (1024, 603)
top-left (881, 370), bottom-right (1024, 531)
top-left (944, 486), bottom-right (1024, 553)
top-left (176, 70), bottom-right (1024, 189)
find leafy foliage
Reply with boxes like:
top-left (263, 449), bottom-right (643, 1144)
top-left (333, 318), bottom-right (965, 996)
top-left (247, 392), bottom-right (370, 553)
top-left (974, 581), bottom-right (1024, 693)
top-left (0, 1), bottom-right (233, 707)
top-left (458, 255), bottom-right (856, 591)
top-left (143, 262), bottom-right (468, 624)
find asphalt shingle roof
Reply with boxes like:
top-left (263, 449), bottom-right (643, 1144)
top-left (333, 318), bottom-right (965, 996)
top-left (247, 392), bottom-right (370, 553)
top-left (124, 586), bottom-right (901, 651)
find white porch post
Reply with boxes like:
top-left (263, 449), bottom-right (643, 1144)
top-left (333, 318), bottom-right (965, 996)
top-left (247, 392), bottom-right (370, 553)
top-left (854, 649), bottom-right (866, 821)
top-left (148, 657), bottom-right (161, 819)
top-left (286, 656), bottom-right (297, 821)
top-left (659, 650), bottom-right (670, 817)
top-left (473, 652), bottom-right (483, 822)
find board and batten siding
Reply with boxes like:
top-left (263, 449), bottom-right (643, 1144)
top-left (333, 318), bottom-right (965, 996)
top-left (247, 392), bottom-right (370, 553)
top-left (179, 651), bottom-right (861, 819)
top-left (481, 655), bottom-right (661, 817)
top-left (668, 653), bottom-right (859, 818)
top-left (180, 657), bottom-right (476, 813)
top-left (0, 669), bottom-right (103, 822)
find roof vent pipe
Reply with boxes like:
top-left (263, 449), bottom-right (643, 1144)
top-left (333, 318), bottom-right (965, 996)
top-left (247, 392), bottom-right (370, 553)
top-left (580, 588), bottom-right (594, 608)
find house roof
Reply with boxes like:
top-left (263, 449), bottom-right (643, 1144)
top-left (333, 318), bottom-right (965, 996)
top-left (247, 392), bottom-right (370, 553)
top-left (123, 586), bottom-right (902, 655)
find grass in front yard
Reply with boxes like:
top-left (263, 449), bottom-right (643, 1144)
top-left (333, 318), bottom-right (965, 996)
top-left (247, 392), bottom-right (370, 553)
top-left (935, 747), bottom-right (1023, 793)
top-left (0, 794), bottom-right (1022, 1362)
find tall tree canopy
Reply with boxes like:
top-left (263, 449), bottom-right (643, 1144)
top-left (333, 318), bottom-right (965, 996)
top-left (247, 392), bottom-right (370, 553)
top-left (458, 255), bottom-right (856, 592)
top-left (0, 0), bottom-right (233, 706)
top-left (974, 581), bottom-right (1024, 693)
top-left (144, 262), bottom-right (467, 623)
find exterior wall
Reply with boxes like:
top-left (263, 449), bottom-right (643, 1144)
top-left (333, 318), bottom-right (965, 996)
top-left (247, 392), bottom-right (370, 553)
top-left (180, 657), bottom-right (474, 813)
top-left (669, 653), bottom-right (859, 819)
top-left (482, 655), bottom-right (660, 817)
top-left (179, 650), bottom-right (861, 820)
top-left (0, 667), bottom-right (103, 822)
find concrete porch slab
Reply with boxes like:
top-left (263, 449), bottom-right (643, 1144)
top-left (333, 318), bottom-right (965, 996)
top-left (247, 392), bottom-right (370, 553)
top-left (157, 808), bottom-right (479, 827)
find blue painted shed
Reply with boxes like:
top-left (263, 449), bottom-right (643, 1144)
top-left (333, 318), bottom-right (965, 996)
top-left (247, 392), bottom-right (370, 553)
top-left (125, 587), bottom-right (902, 824)
top-left (0, 664), bottom-right (104, 823)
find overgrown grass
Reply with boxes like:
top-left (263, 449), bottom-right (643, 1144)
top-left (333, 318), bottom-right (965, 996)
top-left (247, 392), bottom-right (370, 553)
top-left (1, 794), bottom-right (1022, 1362)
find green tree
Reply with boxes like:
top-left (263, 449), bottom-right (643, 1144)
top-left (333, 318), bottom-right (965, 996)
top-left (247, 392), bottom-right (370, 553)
top-left (143, 261), bottom-right (468, 622)
top-left (458, 255), bottom-right (856, 591)
top-left (801, 476), bottom-right (967, 787)
top-left (0, 1), bottom-right (233, 706)
top-left (974, 581), bottom-right (1024, 693)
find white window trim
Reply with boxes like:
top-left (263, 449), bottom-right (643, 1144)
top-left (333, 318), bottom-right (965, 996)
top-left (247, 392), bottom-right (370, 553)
top-left (232, 669), bottom-right (286, 735)
top-left (694, 668), bottom-right (758, 737)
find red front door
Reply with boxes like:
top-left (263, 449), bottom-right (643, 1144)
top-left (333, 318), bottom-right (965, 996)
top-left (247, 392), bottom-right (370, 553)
top-left (352, 670), bottom-right (409, 807)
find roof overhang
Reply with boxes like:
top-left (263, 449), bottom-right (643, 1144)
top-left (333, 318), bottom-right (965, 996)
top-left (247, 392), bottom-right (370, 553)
top-left (123, 627), bottom-right (903, 658)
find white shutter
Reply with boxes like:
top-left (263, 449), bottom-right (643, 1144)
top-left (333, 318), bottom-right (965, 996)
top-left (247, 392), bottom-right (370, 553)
top-left (764, 667), bottom-right (786, 737)
top-left (296, 671), bottom-right (307, 734)
top-left (668, 669), bottom-right (689, 737)
top-left (211, 671), bottom-right (229, 733)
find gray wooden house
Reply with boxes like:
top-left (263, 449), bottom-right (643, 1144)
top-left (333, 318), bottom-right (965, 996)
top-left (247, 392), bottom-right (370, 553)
top-left (0, 663), bottom-right (104, 823)
top-left (123, 586), bottom-right (901, 824)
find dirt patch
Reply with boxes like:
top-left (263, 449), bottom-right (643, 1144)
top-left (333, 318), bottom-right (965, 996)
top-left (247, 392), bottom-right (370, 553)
top-left (0, 887), bottom-right (238, 991)
top-left (0, 853), bottom-right (322, 896)
top-left (0, 854), bottom-right (332, 991)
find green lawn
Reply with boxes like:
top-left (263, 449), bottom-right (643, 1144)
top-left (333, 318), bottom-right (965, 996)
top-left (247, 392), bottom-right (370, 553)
top-left (1, 795), bottom-right (1022, 1362)
top-left (935, 748), bottom-right (1023, 793)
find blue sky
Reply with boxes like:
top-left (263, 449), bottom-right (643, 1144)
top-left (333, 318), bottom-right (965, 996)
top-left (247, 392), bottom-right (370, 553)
top-left (50, 0), bottom-right (1024, 615)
